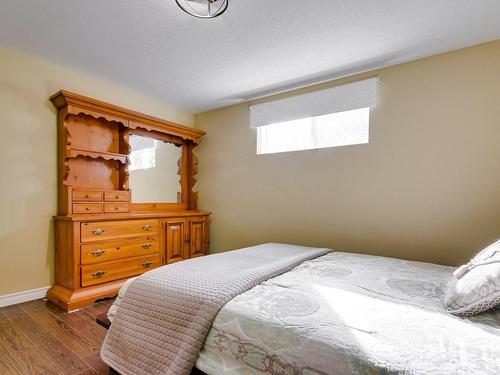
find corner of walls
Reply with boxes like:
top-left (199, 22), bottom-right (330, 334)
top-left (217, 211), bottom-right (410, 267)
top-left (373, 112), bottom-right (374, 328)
top-left (0, 45), bottom-right (194, 298)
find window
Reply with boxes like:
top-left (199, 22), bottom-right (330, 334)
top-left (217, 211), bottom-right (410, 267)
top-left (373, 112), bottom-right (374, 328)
top-left (256, 107), bottom-right (370, 155)
top-left (250, 77), bottom-right (377, 155)
top-left (129, 138), bottom-right (157, 171)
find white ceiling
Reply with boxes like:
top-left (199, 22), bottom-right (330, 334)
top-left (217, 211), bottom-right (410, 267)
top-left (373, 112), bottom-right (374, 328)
top-left (1, 0), bottom-right (499, 113)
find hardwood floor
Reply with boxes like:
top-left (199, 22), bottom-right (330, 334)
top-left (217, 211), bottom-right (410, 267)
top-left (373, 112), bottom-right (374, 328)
top-left (0, 298), bottom-right (114, 375)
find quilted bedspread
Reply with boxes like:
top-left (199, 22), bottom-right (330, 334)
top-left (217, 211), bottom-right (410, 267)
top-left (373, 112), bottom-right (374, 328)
top-left (196, 252), bottom-right (500, 375)
top-left (101, 243), bottom-right (330, 375)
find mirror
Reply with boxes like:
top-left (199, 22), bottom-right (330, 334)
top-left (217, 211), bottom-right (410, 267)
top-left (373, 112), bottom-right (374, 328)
top-left (128, 134), bottom-right (182, 203)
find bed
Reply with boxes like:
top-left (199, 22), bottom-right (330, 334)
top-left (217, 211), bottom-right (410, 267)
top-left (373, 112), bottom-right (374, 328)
top-left (103, 244), bottom-right (500, 375)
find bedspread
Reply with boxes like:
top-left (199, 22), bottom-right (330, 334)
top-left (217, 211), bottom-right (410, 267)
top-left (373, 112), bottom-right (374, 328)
top-left (196, 252), bottom-right (500, 375)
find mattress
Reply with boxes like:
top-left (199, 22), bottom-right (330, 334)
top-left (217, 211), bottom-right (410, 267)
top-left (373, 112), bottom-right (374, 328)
top-left (109, 251), bottom-right (500, 375)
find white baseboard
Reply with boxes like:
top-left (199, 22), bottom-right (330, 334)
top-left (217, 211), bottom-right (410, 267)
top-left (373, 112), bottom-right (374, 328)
top-left (0, 286), bottom-right (51, 308)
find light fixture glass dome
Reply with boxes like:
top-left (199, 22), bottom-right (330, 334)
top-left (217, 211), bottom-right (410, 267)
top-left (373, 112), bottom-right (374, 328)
top-left (175, 0), bottom-right (228, 19)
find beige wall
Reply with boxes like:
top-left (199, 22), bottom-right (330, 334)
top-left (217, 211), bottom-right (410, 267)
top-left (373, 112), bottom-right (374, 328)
top-left (195, 40), bottom-right (500, 266)
top-left (0, 46), bottom-right (193, 296)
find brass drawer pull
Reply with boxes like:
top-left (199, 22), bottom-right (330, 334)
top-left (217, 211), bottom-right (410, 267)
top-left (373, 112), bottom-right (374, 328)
top-left (142, 261), bottom-right (153, 268)
top-left (142, 243), bottom-right (152, 249)
top-left (142, 224), bottom-right (152, 231)
top-left (91, 271), bottom-right (107, 278)
top-left (93, 227), bottom-right (105, 235)
top-left (90, 249), bottom-right (106, 257)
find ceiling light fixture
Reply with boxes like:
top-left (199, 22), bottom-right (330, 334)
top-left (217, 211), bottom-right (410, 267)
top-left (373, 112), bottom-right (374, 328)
top-left (175, 0), bottom-right (228, 19)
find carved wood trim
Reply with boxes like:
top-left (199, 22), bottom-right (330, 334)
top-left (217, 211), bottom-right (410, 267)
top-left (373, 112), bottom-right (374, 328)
top-left (177, 156), bottom-right (182, 203)
top-left (50, 90), bottom-right (205, 143)
top-left (62, 114), bottom-right (72, 188)
top-left (119, 129), bottom-right (131, 190)
top-left (128, 127), bottom-right (184, 146)
top-left (192, 151), bottom-right (199, 189)
top-left (66, 111), bottom-right (127, 128)
top-left (62, 158), bottom-right (71, 187)
top-left (66, 147), bottom-right (128, 164)
top-left (185, 144), bottom-right (199, 210)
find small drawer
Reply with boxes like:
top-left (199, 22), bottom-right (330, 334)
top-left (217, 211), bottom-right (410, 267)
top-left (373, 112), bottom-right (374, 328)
top-left (104, 191), bottom-right (130, 202)
top-left (81, 254), bottom-right (160, 287)
top-left (81, 236), bottom-right (159, 265)
top-left (73, 190), bottom-right (103, 202)
top-left (104, 203), bottom-right (129, 213)
top-left (81, 219), bottom-right (159, 242)
top-left (73, 203), bottom-right (103, 214)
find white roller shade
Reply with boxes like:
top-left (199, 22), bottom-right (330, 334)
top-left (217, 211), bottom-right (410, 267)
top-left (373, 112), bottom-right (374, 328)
top-left (250, 77), bottom-right (378, 128)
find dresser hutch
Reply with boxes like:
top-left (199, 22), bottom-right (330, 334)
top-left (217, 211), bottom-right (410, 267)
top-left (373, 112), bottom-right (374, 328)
top-left (47, 91), bottom-right (210, 311)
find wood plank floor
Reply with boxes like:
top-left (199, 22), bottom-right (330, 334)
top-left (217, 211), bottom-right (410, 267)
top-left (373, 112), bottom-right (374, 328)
top-left (0, 298), bottom-right (114, 375)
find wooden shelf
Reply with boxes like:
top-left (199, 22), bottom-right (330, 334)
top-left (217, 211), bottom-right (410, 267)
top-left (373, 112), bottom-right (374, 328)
top-left (67, 148), bottom-right (128, 164)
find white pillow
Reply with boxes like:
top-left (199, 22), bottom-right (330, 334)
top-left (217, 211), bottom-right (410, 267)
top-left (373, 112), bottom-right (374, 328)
top-left (445, 240), bottom-right (500, 317)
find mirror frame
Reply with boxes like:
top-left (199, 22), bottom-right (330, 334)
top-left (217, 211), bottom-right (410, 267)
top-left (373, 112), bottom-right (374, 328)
top-left (125, 127), bottom-right (200, 213)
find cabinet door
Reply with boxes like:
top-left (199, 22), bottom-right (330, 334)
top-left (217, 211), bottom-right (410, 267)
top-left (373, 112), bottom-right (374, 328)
top-left (189, 216), bottom-right (208, 258)
top-left (164, 218), bottom-right (188, 264)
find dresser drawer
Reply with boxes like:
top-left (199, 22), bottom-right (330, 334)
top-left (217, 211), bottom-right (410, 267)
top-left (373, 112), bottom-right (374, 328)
top-left (81, 236), bottom-right (159, 265)
top-left (73, 203), bottom-right (103, 214)
top-left (81, 254), bottom-right (160, 287)
top-left (104, 191), bottom-right (130, 202)
top-left (73, 190), bottom-right (103, 202)
top-left (104, 203), bottom-right (129, 213)
top-left (81, 219), bottom-right (159, 242)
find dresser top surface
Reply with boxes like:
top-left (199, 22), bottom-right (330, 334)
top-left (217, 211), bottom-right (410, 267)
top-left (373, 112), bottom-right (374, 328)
top-left (54, 210), bottom-right (211, 222)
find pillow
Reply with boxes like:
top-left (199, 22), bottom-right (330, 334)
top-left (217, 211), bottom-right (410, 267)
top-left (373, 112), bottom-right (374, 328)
top-left (445, 239), bottom-right (500, 317)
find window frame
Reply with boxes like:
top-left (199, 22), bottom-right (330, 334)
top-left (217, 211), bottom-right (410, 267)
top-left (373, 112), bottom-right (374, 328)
top-left (256, 107), bottom-right (370, 155)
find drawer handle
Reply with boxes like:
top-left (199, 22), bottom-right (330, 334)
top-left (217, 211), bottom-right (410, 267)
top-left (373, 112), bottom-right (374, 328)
top-left (115, 195), bottom-right (119, 199)
top-left (114, 206), bottom-right (119, 210)
top-left (93, 227), bottom-right (105, 235)
top-left (142, 261), bottom-right (153, 268)
top-left (142, 243), bottom-right (152, 249)
top-left (142, 225), bottom-right (152, 231)
top-left (85, 194), bottom-right (90, 198)
top-left (91, 271), bottom-right (107, 278)
top-left (85, 207), bottom-right (90, 211)
top-left (90, 249), bottom-right (106, 257)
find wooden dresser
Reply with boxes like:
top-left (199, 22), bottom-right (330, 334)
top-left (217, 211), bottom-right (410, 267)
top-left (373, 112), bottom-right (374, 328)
top-left (47, 91), bottom-right (210, 311)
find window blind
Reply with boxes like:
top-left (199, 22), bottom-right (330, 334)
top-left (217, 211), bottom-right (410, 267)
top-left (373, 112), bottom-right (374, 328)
top-left (250, 77), bottom-right (378, 128)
